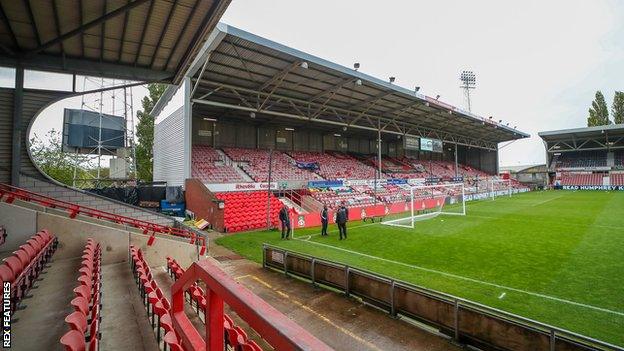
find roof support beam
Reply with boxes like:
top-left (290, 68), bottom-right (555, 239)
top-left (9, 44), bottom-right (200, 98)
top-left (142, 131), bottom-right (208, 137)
top-left (134, 0), bottom-right (155, 66)
top-left (163, 0), bottom-right (200, 71)
top-left (118, 0), bottom-right (130, 62)
top-left (309, 77), bottom-right (356, 103)
top-left (258, 61), bottom-right (301, 91)
top-left (0, 54), bottom-right (172, 82)
top-left (193, 79), bottom-right (497, 150)
top-left (192, 98), bottom-right (496, 151)
top-left (26, 0), bottom-right (150, 56)
top-left (24, 0), bottom-right (41, 47)
top-left (149, 0), bottom-right (178, 68)
top-left (0, 2), bottom-right (19, 51)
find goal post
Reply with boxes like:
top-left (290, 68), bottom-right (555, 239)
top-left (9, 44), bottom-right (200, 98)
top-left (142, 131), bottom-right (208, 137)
top-left (381, 182), bottom-right (466, 229)
top-left (489, 178), bottom-right (512, 199)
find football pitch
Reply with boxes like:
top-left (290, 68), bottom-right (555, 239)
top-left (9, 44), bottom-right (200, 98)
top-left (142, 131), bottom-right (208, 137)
top-left (215, 190), bottom-right (624, 346)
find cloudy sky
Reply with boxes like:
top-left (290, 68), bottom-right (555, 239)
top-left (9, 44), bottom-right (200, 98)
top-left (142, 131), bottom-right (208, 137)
top-left (22, 0), bottom-right (624, 167)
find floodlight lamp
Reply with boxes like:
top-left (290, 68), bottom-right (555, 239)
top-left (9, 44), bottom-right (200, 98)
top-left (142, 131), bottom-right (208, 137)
top-left (203, 117), bottom-right (217, 122)
top-left (250, 112), bottom-right (256, 118)
top-left (397, 135), bottom-right (401, 139)
top-left (285, 127), bottom-right (295, 131)
top-left (355, 79), bottom-right (362, 86)
top-left (389, 77), bottom-right (395, 83)
top-left (334, 133), bottom-right (341, 137)
top-left (414, 86), bottom-right (420, 92)
top-left (354, 63), bottom-right (360, 70)
top-left (342, 126), bottom-right (347, 131)
top-left (300, 61), bottom-right (309, 69)
top-left (435, 95), bottom-right (440, 100)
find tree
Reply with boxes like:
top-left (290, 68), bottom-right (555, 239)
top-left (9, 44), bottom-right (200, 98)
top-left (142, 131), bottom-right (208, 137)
top-left (612, 91), bottom-right (624, 125)
top-left (587, 91), bottom-right (610, 127)
top-left (135, 83), bottom-right (166, 182)
top-left (30, 129), bottom-right (91, 187)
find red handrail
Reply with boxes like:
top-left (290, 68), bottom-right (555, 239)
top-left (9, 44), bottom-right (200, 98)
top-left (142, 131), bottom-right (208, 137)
top-left (171, 259), bottom-right (333, 351)
top-left (0, 183), bottom-right (206, 251)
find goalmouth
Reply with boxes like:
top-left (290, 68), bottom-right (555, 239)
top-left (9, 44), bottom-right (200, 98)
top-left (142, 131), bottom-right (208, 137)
top-left (381, 182), bottom-right (466, 229)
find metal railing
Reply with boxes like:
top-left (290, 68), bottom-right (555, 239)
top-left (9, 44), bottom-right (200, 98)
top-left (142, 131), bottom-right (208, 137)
top-left (0, 183), bottom-right (206, 253)
top-left (263, 244), bottom-right (623, 351)
top-left (170, 259), bottom-right (333, 350)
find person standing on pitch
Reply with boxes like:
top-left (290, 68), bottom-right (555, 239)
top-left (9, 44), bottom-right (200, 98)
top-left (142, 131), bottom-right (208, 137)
top-left (336, 202), bottom-right (349, 240)
top-left (320, 205), bottom-right (329, 236)
top-left (279, 204), bottom-right (291, 240)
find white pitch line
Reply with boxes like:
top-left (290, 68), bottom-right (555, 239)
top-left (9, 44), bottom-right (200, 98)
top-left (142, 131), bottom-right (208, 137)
top-left (499, 292), bottom-right (506, 299)
top-left (294, 221), bottom-right (381, 240)
top-left (293, 238), bottom-right (624, 317)
top-left (531, 194), bottom-right (566, 207)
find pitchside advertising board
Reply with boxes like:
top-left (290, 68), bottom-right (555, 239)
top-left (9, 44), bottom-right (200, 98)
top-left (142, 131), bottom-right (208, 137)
top-left (562, 185), bottom-right (624, 191)
top-left (205, 182), bottom-right (278, 192)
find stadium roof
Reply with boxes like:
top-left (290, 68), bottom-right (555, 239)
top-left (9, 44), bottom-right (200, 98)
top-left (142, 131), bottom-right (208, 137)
top-left (181, 23), bottom-right (529, 151)
top-left (539, 124), bottom-right (624, 152)
top-left (0, 0), bottom-right (230, 83)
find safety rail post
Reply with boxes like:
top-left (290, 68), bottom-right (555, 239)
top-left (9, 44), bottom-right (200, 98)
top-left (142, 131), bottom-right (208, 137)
top-left (550, 329), bottom-right (556, 351)
top-left (345, 266), bottom-right (350, 297)
top-left (453, 299), bottom-right (460, 341)
top-left (390, 280), bottom-right (396, 317)
top-left (283, 251), bottom-right (288, 276)
top-left (262, 244), bottom-right (267, 268)
top-left (311, 258), bottom-right (316, 287)
top-left (170, 259), bottom-right (333, 351)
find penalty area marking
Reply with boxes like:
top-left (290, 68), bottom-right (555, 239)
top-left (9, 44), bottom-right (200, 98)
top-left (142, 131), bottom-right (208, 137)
top-left (293, 238), bottom-right (624, 318)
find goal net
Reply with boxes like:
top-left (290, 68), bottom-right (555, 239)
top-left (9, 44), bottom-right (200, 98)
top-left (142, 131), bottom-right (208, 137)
top-left (381, 182), bottom-right (466, 229)
top-left (489, 178), bottom-right (512, 199)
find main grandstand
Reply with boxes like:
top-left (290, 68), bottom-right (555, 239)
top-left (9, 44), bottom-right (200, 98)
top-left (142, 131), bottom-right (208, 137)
top-left (540, 124), bottom-right (624, 189)
top-left (152, 23), bottom-right (529, 233)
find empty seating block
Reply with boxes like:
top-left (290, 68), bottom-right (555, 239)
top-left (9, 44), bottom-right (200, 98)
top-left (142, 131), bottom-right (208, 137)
top-left (552, 151), bottom-right (607, 169)
top-left (216, 191), bottom-right (282, 232)
top-left (192, 145), bottom-right (246, 183)
top-left (224, 148), bottom-right (322, 182)
top-left (560, 173), bottom-right (603, 186)
top-left (290, 151), bottom-right (378, 180)
top-left (0, 229), bottom-right (58, 312)
top-left (129, 245), bottom-right (175, 347)
top-left (60, 239), bottom-right (102, 351)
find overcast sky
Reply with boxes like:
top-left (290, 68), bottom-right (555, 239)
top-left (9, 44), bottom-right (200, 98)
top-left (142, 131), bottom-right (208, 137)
top-left (25, 0), bottom-right (624, 167)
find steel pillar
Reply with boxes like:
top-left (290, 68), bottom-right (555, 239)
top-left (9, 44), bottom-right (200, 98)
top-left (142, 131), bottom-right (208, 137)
top-left (11, 67), bottom-right (24, 186)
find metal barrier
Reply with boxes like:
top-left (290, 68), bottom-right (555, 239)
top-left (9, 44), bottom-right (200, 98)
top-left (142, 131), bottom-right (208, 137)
top-left (170, 259), bottom-right (333, 351)
top-left (0, 183), bottom-right (206, 253)
top-left (263, 244), bottom-right (623, 351)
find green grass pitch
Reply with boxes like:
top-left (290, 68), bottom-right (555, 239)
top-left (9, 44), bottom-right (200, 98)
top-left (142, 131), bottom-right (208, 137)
top-left (215, 190), bottom-right (624, 346)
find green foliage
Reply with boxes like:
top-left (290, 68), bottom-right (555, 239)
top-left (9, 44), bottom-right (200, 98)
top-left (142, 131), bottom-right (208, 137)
top-left (30, 129), bottom-right (91, 187)
top-left (612, 91), bottom-right (624, 125)
top-left (136, 83), bottom-right (166, 182)
top-left (217, 191), bottom-right (624, 346)
top-left (587, 91), bottom-right (610, 126)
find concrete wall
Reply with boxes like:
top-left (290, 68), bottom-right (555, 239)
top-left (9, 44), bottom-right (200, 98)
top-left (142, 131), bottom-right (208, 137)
top-left (0, 202), bottom-right (37, 253)
top-left (19, 175), bottom-right (174, 226)
top-left (0, 202), bottom-right (199, 268)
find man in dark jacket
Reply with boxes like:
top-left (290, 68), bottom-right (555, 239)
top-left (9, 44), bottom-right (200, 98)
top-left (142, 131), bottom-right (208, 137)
top-left (320, 205), bottom-right (329, 236)
top-left (336, 202), bottom-right (349, 240)
top-left (279, 205), bottom-right (291, 239)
